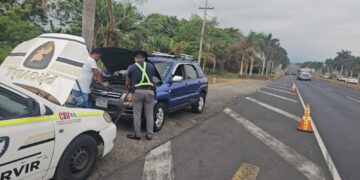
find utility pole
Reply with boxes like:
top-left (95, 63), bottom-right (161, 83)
top-left (198, 0), bottom-right (214, 64)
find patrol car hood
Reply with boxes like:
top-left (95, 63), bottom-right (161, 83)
top-left (99, 48), bottom-right (135, 74)
top-left (0, 33), bottom-right (89, 105)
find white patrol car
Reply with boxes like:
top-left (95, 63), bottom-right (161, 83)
top-left (0, 33), bottom-right (117, 180)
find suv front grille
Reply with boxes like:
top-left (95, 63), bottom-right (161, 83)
top-left (92, 89), bottom-right (122, 98)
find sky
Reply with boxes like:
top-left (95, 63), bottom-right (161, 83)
top-left (137, 0), bottom-right (360, 63)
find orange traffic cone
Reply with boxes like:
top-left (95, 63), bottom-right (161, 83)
top-left (297, 103), bottom-right (313, 133)
top-left (291, 84), bottom-right (297, 92)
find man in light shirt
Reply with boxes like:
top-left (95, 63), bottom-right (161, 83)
top-left (72, 48), bottom-right (104, 107)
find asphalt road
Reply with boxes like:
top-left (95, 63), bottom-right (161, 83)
top-left (103, 76), bottom-right (332, 180)
top-left (89, 80), bottom-right (268, 179)
top-left (295, 77), bottom-right (360, 179)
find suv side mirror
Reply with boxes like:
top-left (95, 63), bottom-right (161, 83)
top-left (172, 75), bottom-right (183, 82)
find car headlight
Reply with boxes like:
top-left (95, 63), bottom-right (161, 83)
top-left (103, 112), bottom-right (113, 123)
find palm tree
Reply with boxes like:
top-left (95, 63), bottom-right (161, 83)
top-left (82, 0), bottom-right (97, 49)
top-left (82, 0), bottom-right (148, 49)
top-left (258, 33), bottom-right (279, 76)
top-left (238, 36), bottom-right (246, 75)
top-left (244, 31), bottom-right (259, 76)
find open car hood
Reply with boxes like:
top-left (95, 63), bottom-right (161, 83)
top-left (100, 48), bottom-right (162, 82)
top-left (99, 48), bottom-right (134, 74)
top-left (0, 33), bottom-right (88, 105)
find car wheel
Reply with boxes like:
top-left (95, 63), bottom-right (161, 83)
top-left (153, 103), bottom-right (167, 132)
top-left (192, 93), bottom-right (206, 113)
top-left (54, 134), bottom-right (98, 180)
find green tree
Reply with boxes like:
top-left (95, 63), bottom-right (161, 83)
top-left (0, 2), bottom-right (43, 63)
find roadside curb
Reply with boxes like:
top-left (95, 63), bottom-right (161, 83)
top-left (292, 77), bottom-right (342, 180)
top-left (314, 76), bottom-right (360, 92)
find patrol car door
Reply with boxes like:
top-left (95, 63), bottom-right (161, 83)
top-left (169, 64), bottom-right (188, 108)
top-left (0, 85), bottom-right (55, 180)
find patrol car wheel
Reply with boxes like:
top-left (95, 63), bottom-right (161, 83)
top-left (154, 103), bottom-right (166, 132)
top-left (54, 134), bottom-right (98, 180)
top-left (191, 94), bottom-right (206, 113)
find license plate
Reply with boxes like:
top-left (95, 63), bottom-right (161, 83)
top-left (95, 98), bottom-right (108, 108)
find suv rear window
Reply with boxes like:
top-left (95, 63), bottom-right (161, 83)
top-left (194, 64), bottom-right (204, 77)
top-left (184, 65), bottom-right (199, 79)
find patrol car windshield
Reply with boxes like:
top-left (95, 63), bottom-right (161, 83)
top-left (0, 87), bottom-right (31, 120)
top-left (153, 61), bottom-right (171, 80)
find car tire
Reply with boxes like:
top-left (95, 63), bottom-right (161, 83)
top-left (153, 103), bottom-right (167, 132)
top-left (54, 134), bottom-right (98, 180)
top-left (191, 93), bottom-right (206, 113)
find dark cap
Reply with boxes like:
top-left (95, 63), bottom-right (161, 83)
top-left (133, 50), bottom-right (148, 59)
top-left (90, 48), bottom-right (102, 55)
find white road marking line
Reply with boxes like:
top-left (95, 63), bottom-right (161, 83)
top-left (245, 97), bottom-right (300, 122)
top-left (347, 96), bottom-right (360, 103)
top-left (325, 87), bottom-right (332, 91)
top-left (142, 141), bottom-right (174, 180)
top-left (268, 84), bottom-right (290, 90)
top-left (292, 76), bottom-right (342, 180)
top-left (263, 86), bottom-right (295, 95)
top-left (257, 90), bottom-right (299, 103)
top-left (223, 108), bottom-right (325, 180)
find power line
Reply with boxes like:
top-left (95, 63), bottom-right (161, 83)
top-left (196, 0), bottom-right (232, 27)
top-left (183, 0), bottom-right (198, 10)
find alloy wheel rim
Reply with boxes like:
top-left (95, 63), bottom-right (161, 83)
top-left (198, 97), bottom-right (204, 111)
top-left (155, 107), bottom-right (164, 128)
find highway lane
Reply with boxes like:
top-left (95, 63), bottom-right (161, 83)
top-left (295, 77), bottom-right (360, 179)
top-left (106, 76), bottom-right (331, 180)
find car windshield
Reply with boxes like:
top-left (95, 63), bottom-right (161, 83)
top-left (153, 61), bottom-right (172, 80)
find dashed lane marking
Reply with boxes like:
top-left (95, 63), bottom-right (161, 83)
top-left (257, 90), bottom-right (299, 103)
top-left (268, 84), bottom-right (290, 90)
top-left (224, 108), bottom-right (325, 180)
top-left (346, 96), bottom-right (360, 103)
top-left (232, 163), bottom-right (260, 180)
top-left (293, 76), bottom-right (342, 180)
top-left (245, 97), bottom-right (300, 122)
top-left (263, 86), bottom-right (296, 95)
top-left (142, 141), bottom-right (174, 180)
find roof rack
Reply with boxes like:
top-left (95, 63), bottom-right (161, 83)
top-left (151, 52), bottom-right (196, 62)
top-left (151, 52), bottom-right (176, 58)
top-left (179, 53), bottom-right (195, 61)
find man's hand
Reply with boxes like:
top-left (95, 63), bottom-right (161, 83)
top-left (92, 68), bottom-right (103, 84)
top-left (102, 81), bottom-right (109, 87)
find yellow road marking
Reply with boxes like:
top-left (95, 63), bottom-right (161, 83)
top-left (232, 163), bottom-right (260, 180)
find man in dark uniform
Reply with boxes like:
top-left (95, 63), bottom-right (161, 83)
top-left (126, 51), bottom-right (155, 140)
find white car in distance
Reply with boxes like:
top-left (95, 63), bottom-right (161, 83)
top-left (345, 77), bottom-right (359, 84)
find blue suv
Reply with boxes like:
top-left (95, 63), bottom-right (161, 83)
top-left (90, 48), bottom-right (208, 131)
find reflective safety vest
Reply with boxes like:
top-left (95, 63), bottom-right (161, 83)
top-left (134, 62), bottom-right (154, 87)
